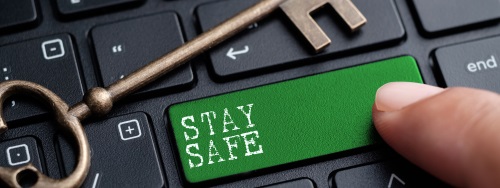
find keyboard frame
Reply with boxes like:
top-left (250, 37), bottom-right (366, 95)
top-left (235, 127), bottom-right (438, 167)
top-left (2, 0), bottom-right (498, 187)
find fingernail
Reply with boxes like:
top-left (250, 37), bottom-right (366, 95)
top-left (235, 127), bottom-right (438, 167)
top-left (375, 82), bottom-right (444, 112)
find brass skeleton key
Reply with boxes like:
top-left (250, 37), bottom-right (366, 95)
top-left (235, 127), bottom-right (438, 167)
top-left (0, 0), bottom-right (366, 187)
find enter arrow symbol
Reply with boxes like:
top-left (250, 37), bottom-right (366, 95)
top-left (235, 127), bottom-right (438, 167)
top-left (388, 173), bottom-right (405, 188)
top-left (226, 45), bottom-right (249, 60)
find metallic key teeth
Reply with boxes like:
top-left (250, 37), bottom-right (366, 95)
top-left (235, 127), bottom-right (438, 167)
top-left (280, 0), bottom-right (367, 53)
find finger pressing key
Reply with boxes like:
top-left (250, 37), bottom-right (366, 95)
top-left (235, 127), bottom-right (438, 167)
top-left (0, 0), bottom-right (366, 187)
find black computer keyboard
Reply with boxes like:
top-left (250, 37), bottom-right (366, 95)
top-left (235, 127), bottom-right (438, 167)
top-left (1, 0), bottom-right (499, 187)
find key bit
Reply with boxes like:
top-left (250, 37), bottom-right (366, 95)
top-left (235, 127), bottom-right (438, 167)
top-left (281, 0), bottom-right (367, 52)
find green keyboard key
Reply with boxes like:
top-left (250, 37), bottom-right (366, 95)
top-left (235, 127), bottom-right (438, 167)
top-left (168, 56), bottom-right (423, 183)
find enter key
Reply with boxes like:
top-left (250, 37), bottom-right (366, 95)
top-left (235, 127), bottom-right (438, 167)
top-left (168, 56), bottom-right (423, 183)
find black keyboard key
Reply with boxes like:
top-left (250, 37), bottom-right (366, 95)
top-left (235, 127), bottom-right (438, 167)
top-left (56, 0), bottom-right (143, 17)
top-left (0, 0), bottom-right (38, 32)
top-left (58, 113), bottom-right (164, 187)
top-left (411, 0), bottom-right (500, 35)
top-left (262, 179), bottom-right (315, 188)
top-left (0, 34), bottom-right (84, 121)
top-left (334, 161), bottom-right (446, 188)
top-left (197, 0), bottom-right (404, 79)
top-left (435, 36), bottom-right (500, 93)
top-left (0, 137), bottom-right (42, 170)
top-left (92, 12), bottom-right (193, 95)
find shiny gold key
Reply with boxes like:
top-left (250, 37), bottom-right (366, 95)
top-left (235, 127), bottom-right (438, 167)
top-left (0, 0), bottom-right (366, 187)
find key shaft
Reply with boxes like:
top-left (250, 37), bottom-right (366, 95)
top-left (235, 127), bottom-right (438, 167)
top-left (69, 0), bottom-right (367, 120)
top-left (68, 0), bottom-right (287, 120)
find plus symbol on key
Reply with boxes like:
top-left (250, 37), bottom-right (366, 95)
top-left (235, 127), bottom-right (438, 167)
top-left (125, 126), bottom-right (135, 134)
top-left (118, 119), bottom-right (142, 141)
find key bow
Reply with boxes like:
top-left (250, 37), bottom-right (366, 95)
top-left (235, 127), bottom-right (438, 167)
top-left (0, 81), bottom-right (90, 188)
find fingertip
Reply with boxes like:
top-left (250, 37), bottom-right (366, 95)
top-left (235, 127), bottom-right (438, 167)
top-left (374, 82), bottom-right (444, 112)
top-left (372, 86), bottom-right (500, 187)
top-left (372, 82), bottom-right (445, 146)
